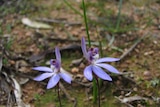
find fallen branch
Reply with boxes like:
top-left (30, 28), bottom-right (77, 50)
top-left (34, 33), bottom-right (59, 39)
top-left (115, 96), bottom-right (134, 107)
top-left (120, 33), bottom-right (148, 60)
top-left (47, 37), bottom-right (81, 42)
top-left (11, 77), bottom-right (30, 107)
top-left (36, 18), bottom-right (81, 26)
top-left (115, 95), bottom-right (148, 107)
top-left (29, 44), bottom-right (81, 62)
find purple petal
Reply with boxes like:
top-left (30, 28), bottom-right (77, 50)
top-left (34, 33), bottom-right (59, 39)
top-left (84, 65), bottom-right (93, 81)
top-left (95, 57), bottom-right (120, 63)
top-left (59, 72), bottom-right (72, 84)
top-left (81, 37), bottom-right (88, 59)
top-left (55, 47), bottom-right (61, 63)
top-left (47, 74), bottom-right (60, 89)
top-left (96, 63), bottom-right (119, 74)
top-left (94, 48), bottom-right (98, 53)
top-left (32, 66), bottom-right (53, 72)
top-left (92, 65), bottom-right (112, 81)
top-left (34, 73), bottom-right (53, 81)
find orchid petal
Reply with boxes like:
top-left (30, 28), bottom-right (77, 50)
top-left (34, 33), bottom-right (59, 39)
top-left (84, 65), bottom-right (93, 81)
top-left (55, 47), bottom-right (61, 64)
top-left (59, 72), bottom-right (72, 84)
top-left (93, 48), bottom-right (99, 54)
top-left (92, 65), bottom-right (112, 81)
top-left (32, 66), bottom-right (53, 72)
top-left (96, 63), bottom-right (119, 74)
top-left (60, 68), bottom-right (73, 77)
top-left (47, 74), bottom-right (60, 89)
top-left (34, 73), bottom-right (53, 81)
top-left (95, 57), bottom-right (120, 63)
top-left (81, 37), bottom-right (88, 59)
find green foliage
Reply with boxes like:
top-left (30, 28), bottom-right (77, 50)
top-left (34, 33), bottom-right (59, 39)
top-left (77, 1), bottom-right (135, 34)
top-left (2, 58), bottom-right (8, 65)
top-left (150, 78), bottom-right (160, 87)
top-left (34, 94), bottom-right (41, 101)
top-left (34, 90), bottom-right (58, 107)
top-left (4, 38), bottom-right (13, 51)
top-left (0, 0), bottom-right (39, 17)
top-left (82, 0), bottom-right (91, 47)
top-left (63, 0), bottom-right (83, 17)
top-left (33, 85), bottom-right (126, 107)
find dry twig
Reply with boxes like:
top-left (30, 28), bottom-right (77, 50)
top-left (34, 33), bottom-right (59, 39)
top-left (36, 18), bottom-right (81, 26)
top-left (120, 33), bottom-right (148, 60)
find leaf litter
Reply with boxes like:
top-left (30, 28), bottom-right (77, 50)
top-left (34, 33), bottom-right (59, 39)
top-left (0, 0), bottom-right (160, 107)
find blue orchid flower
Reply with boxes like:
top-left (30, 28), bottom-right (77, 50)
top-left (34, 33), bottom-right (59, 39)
top-left (81, 37), bottom-right (120, 81)
top-left (33, 47), bottom-right (72, 89)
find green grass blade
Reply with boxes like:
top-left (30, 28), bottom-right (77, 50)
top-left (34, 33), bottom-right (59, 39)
top-left (116, 0), bottom-right (123, 31)
top-left (82, 0), bottom-right (91, 47)
top-left (63, 0), bottom-right (83, 17)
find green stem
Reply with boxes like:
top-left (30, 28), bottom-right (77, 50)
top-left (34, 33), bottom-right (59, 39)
top-left (98, 35), bottom-right (103, 88)
top-left (93, 78), bottom-right (97, 104)
top-left (82, 0), bottom-right (98, 105)
top-left (116, 0), bottom-right (123, 31)
top-left (95, 77), bottom-right (100, 107)
top-left (99, 40), bottom-right (103, 57)
top-left (82, 0), bottom-right (91, 47)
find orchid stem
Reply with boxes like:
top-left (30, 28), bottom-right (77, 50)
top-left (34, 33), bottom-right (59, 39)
top-left (82, 0), bottom-right (98, 105)
top-left (98, 40), bottom-right (103, 88)
top-left (99, 40), bottom-right (103, 57)
top-left (58, 83), bottom-right (62, 107)
top-left (93, 78), bottom-right (97, 103)
top-left (95, 77), bottom-right (101, 107)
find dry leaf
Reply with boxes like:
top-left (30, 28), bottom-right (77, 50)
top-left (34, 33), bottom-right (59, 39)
top-left (22, 18), bottom-right (52, 29)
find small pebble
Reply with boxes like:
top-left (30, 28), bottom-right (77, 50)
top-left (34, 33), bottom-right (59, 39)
top-left (137, 104), bottom-right (144, 107)
top-left (71, 67), bottom-right (79, 73)
top-left (143, 71), bottom-right (152, 80)
top-left (82, 78), bottom-right (88, 83)
top-left (37, 88), bottom-right (45, 95)
top-left (133, 87), bottom-right (138, 92)
top-left (121, 91), bottom-right (125, 95)
top-left (79, 63), bottom-right (85, 69)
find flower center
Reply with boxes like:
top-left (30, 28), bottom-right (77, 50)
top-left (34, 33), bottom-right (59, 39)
top-left (88, 47), bottom-right (99, 62)
top-left (50, 59), bottom-right (61, 72)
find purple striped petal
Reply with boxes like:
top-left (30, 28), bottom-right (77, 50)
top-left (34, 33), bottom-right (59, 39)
top-left (47, 74), bottom-right (60, 89)
top-left (96, 63), bottom-right (119, 74)
top-left (32, 66), bottom-right (53, 72)
top-left (95, 57), bottom-right (120, 63)
top-left (92, 65), bottom-right (112, 81)
top-left (84, 65), bottom-right (93, 81)
top-left (34, 73), bottom-right (53, 81)
top-left (59, 72), bottom-right (72, 84)
top-left (55, 47), bottom-right (61, 64)
top-left (81, 37), bottom-right (88, 59)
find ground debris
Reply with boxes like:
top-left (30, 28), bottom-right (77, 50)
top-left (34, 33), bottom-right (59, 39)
top-left (120, 33), bottom-right (148, 60)
top-left (11, 77), bottom-right (30, 107)
top-left (29, 44), bottom-right (81, 62)
top-left (35, 18), bottom-right (82, 26)
top-left (22, 18), bottom-right (53, 29)
top-left (115, 95), bottom-right (149, 107)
